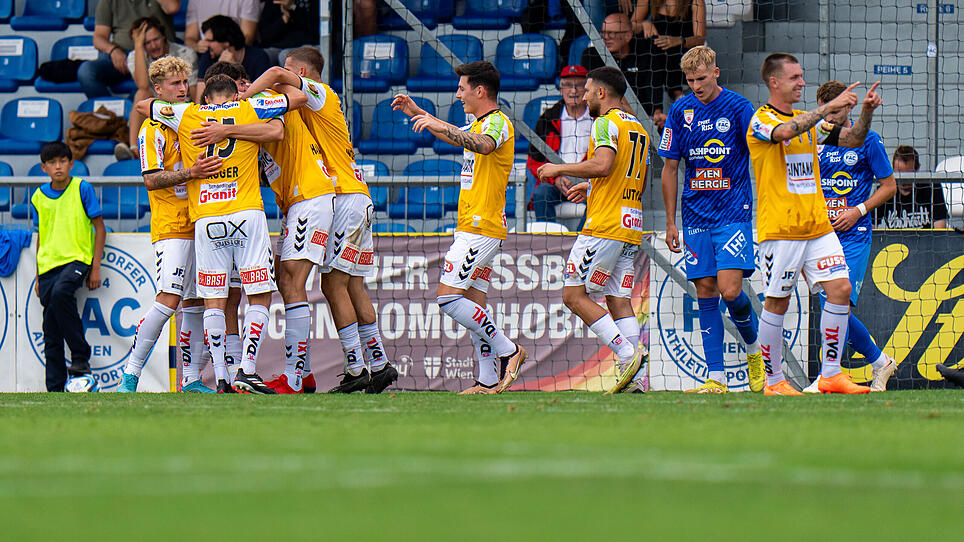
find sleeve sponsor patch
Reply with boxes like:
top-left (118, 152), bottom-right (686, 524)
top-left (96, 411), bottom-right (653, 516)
top-left (658, 127), bottom-right (673, 151)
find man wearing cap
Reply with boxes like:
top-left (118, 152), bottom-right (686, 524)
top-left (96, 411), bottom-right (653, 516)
top-left (526, 65), bottom-right (592, 222)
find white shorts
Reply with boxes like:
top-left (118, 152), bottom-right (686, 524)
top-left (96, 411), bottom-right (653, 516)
top-left (195, 209), bottom-right (276, 298)
top-left (153, 238), bottom-right (197, 299)
top-left (278, 194), bottom-right (335, 265)
top-left (440, 231), bottom-right (502, 293)
top-left (322, 193), bottom-right (375, 277)
top-left (760, 232), bottom-right (849, 298)
top-left (564, 234), bottom-right (637, 298)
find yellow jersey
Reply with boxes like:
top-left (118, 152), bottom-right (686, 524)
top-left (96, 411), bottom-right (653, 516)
top-left (150, 96), bottom-right (289, 220)
top-left (254, 90), bottom-right (334, 213)
top-left (582, 108), bottom-right (648, 245)
top-left (747, 104), bottom-right (838, 241)
top-left (298, 76), bottom-right (370, 197)
top-left (458, 109), bottom-right (514, 240)
top-left (138, 119), bottom-right (193, 243)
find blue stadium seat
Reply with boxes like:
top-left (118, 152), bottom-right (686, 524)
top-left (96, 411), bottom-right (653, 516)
top-left (0, 0), bottom-right (12, 23)
top-left (495, 34), bottom-right (558, 91)
top-left (452, 0), bottom-right (526, 29)
top-left (102, 160), bottom-right (149, 219)
top-left (407, 34), bottom-right (483, 92)
top-left (355, 159), bottom-right (390, 211)
top-left (352, 100), bottom-right (361, 142)
top-left (78, 98), bottom-right (134, 154)
top-left (0, 99), bottom-right (63, 154)
top-left (433, 101), bottom-right (471, 155)
top-left (83, 16), bottom-right (95, 31)
top-left (368, 185), bottom-right (389, 212)
top-left (380, 0), bottom-right (454, 30)
top-left (505, 183), bottom-right (517, 218)
top-left (433, 223), bottom-right (456, 233)
top-left (0, 161), bottom-right (11, 175)
top-left (28, 161), bottom-right (89, 177)
top-left (0, 36), bottom-right (38, 92)
top-left (10, 186), bottom-right (38, 220)
top-left (35, 36), bottom-right (99, 93)
top-left (0, 162), bottom-right (11, 211)
top-left (521, 95), bottom-right (561, 152)
top-left (358, 97), bottom-right (435, 155)
top-left (332, 34), bottom-right (408, 93)
top-left (261, 187), bottom-right (281, 219)
top-left (103, 159), bottom-right (142, 176)
top-left (389, 159), bottom-right (461, 218)
top-left (403, 158), bottom-right (462, 177)
top-left (10, 0), bottom-right (85, 31)
top-left (372, 222), bottom-right (416, 233)
top-left (569, 35), bottom-right (591, 66)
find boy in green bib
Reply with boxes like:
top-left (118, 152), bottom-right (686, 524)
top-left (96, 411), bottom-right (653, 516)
top-left (31, 142), bottom-right (106, 391)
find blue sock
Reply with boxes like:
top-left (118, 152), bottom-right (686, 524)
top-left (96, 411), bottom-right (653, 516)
top-left (698, 297), bottom-right (725, 375)
top-left (847, 313), bottom-right (882, 365)
top-left (723, 291), bottom-right (758, 346)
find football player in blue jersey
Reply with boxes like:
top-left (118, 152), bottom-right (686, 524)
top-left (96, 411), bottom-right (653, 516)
top-left (658, 46), bottom-right (764, 393)
top-left (803, 80), bottom-right (898, 392)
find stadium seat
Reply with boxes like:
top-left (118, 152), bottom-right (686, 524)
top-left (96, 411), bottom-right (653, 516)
top-left (10, 0), bottom-right (85, 31)
top-left (390, 159), bottom-right (461, 219)
top-left (102, 160), bottom-right (149, 219)
top-left (369, 185), bottom-right (389, 212)
top-left (332, 34), bottom-right (408, 93)
top-left (372, 222), bottom-right (416, 233)
top-left (27, 161), bottom-right (89, 177)
top-left (78, 98), bottom-right (134, 154)
top-left (34, 36), bottom-right (100, 93)
top-left (569, 35), bottom-right (591, 66)
top-left (356, 158), bottom-right (390, 179)
top-left (261, 187), bottom-right (281, 219)
top-left (451, 0), bottom-right (526, 30)
top-left (358, 97), bottom-right (435, 154)
top-left (0, 36), bottom-right (38, 92)
top-left (0, 99), bottom-right (63, 154)
top-left (352, 100), bottom-right (361, 142)
top-left (0, 0), bottom-right (12, 23)
top-left (0, 162), bottom-right (11, 212)
top-left (103, 159), bottom-right (142, 177)
top-left (10, 186), bottom-right (38, 220)
top-left (520, 94), bottom-right (561, 153)
top-left (380, 0), bottom-right (454, 30)
top-left (434, 223), bottom-right (456, 233)
top-left (83, 16), bottom-right (95, 31)
top-left (433, 101), bottom-right (472, 155)
top-left (495, 34), bottom-right (558, 91)
top-left (407, 34), bottom-right (484, 92)
top-left (505, 183), bottom-right (517, 218)
top-left (0, 162), bottom-right (11, 176)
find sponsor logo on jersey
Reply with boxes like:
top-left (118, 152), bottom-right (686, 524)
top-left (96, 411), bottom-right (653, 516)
top-left (589, 269), bottom-right (610, 286)
top-left (843, 150), bottom-right (859, 166)
top-left (159, 105), bottom-right (174, 117)
top-left (198, 182), bottom-right (238, 204)
top-left (825, 197), bottom-right (851, 220)
top-left (443, 260), bottom-right (454, 273)
top-left (691, 168), bottom-right (731, 190)
top-left (239, 266), bottom-right (270, 284)
top-left (358, 250), bottom-right (374, 266)
top-left (621, 207), bottom-right (643, 231)
top-left (621, 274), bottom-right (634, 288)
top-left (822, 171), bottom-right (858, 195)
top-left (816, 255), bottom-right (847, 271)
top-left (565, 262), bottom-right (576, 278)
top-left (683, 109), bottom-right (695, 126)
top-left (785, 153), bottom-right (816, 194)
top-left (658, 127), bottom-right (673, 152)
top-left (715, 117), bottom-right (731, 133)
top-left (688, 139), bottom-right (731, 163)
top-left (471, 266), bottom-right (492, 282)
top-left (256, 95), bottom-right (288, 110)
top-left (310, 230), bottom-right (328, 247)
top-left (340, 245), bottom-right (360, 263)
top-left (198, 271), bottom-right (227, 288)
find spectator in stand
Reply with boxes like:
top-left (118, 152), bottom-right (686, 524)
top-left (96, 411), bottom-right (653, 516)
top-left (526, 65), bottom-right (592, 222)
top-left (184, 0), bottom-right (260, 53)
top-left (116, 17), bottom-right (198, 160)
top-left (81, 0), bottom-right (180, 98)
top-left (631, 0), bottom-right (706, 125)
top-left (260, 0), bottom-right (320, 64)
top-left (873, 145), bottom-right (949, 229)
top-left (581, 13), bottom-right (659, 121)
top-left (355, 0), bottom-right (377, 38)
top-left (195, 16), bottom-right (273, 101)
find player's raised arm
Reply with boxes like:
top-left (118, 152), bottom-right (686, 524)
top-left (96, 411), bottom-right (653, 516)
top-left (769, 82), bottom-right (859, 143)
top-left (239, 66), bottom-right (302, 100)
top-left (835, 82), bottom-right (882, 148)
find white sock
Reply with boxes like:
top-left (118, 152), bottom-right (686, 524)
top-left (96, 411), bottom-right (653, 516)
top-left (871, 351), bottom-right (889, 370)
top-left (358, 322), bottom-right (389, 372)
top-left (709, 370), bottom-right (725, 383)
top-left (614, 316), bottom-right (640, 348)
top-left (437, 295), bottom-right (515, 357)
top-left (126, 302), bottom-right (175, 377)
top-left (337, 322), bottom-right (366, 376)
top-left (180, 305), bottom-right (205, 382)
top-left (203, 308), bottom-right (228, 382)
top-left (759, 309), bottom-right (786, 386)
top-left (820, 302), bottom-right (850, 378)
top-left (284, 303), bottom-right (310, 390)
top-left (240, 305), bottom-right (270, 374)
top-left (589, 314), bottom-right (635, 361)
top-left (471, 331), bottom-right (498, 386)
top-left (225, 334), bottom-right (241, 382)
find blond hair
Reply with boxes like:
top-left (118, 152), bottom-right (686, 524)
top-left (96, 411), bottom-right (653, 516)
top-left (149, 56), bottom-right (191, 86)
top-left (680, 46), bottom-right (716, 73)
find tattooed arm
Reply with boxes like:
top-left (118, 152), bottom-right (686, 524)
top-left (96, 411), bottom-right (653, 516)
top-left (411, 113), bottom-right (497, 154)
top-left (836, 82), bottom-right (883, 148)
top-left (769, 107), bottom-right (829, 143)
top-left (143, 153), bottom-right (223, 190)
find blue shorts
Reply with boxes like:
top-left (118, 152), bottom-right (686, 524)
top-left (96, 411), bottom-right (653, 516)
top-left (841, 236), bottom-right (871, 304)
top-left (681, 222), bottom-right (755, 280)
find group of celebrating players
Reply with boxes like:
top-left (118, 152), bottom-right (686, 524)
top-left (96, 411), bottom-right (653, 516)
top-left (116, 40), bottom-right (897, 395)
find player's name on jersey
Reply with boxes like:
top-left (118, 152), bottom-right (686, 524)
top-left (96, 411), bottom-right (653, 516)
top-left (622, 187), bottom-right (643, 202)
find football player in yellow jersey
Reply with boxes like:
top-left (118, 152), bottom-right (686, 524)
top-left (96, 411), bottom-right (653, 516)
top-left (194, 61), bottom-right (337, 395)
top-left (240, 48), bottom-right (399, 394)
top-left (537, 66), bottom-right (647, 395)
top-left (136, 75), bottom-right (307, 394)
top-left (392, 60), bottom-right (527, 394)
top-left (746, 53), bottom-right (882, 395)
top-left (119, 57), bottom-right (223, 393)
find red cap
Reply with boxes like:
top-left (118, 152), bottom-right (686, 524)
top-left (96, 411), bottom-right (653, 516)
top-left (560, 65), bottom-right (588, 78)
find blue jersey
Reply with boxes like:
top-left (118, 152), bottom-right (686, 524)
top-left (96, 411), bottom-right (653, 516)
top-left (657, 87), bottom-right (755, 228)
top-left (819, 129), bottom-right (893, 245)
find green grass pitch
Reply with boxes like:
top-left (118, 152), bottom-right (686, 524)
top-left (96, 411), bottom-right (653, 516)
top-left (0, 391), bottom-right (961, 541)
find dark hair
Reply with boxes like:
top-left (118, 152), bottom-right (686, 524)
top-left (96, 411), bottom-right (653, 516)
top-left (761, 53), bottom-right (799, 84)
top-left (201, 15), bottom-right (245, 50)
top-left (203, 75), bottom-right (238, 101)
top-left (454, 60), bottom-right (500, 98)
top-left (285, 47), bottom-right (325, 75)
top-left (40, 141), bottom-right (72, 163)
top-left (587, 66), bottom-right (627, 98)
top-left (129, 16), bottom-right (166, 40)
top-left (205, 61), bottom-right (248, 83)
top-left (893, 145), bottom-right (921, 171)
top-left (816, 80), bottom-right (847, 104)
